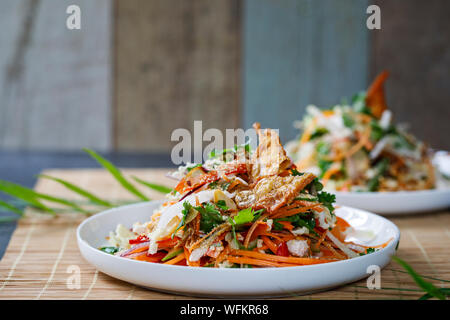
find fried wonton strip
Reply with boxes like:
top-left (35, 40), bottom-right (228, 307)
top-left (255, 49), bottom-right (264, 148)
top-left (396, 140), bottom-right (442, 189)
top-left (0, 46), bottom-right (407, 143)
top-left (250, 122), bottom-right (291, 179)
top-left (252, 173), bottom-right (316, 213)
top-left (365, 70), bottom-right (389, 119)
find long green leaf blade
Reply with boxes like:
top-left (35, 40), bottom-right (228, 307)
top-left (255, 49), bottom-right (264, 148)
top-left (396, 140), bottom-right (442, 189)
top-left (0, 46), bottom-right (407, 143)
top-left (0, 179), bottom-right (54, 213)
top-left (132, 176), bottom-right (172, 194)
top-left (83, 149), bottom-right (149, 201)
top-left (392, 256), bottom-right (446, 300)
top-left (0, 200), bottom-right (23, 216)
top-left (38, 175), bottom-right (112, 207)
top-left (35, 193), bottom-right (90, 214)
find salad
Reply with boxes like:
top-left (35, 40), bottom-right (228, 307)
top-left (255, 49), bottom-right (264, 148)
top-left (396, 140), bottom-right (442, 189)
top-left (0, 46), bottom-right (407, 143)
top-left (285, 71), bottom-right (436, 192)
top-left (104, 124), bottom-right (386, 267)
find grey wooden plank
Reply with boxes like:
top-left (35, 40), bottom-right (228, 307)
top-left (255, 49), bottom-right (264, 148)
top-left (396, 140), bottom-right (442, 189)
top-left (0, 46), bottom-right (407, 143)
top-left (243, 0), bottom-right (369, 142)
top-left (0, 0), bottom-right (112, 151)
top-left (371, 0), bottom-right (450, 150)
top-left (114, 0), bottom-right (241, 152)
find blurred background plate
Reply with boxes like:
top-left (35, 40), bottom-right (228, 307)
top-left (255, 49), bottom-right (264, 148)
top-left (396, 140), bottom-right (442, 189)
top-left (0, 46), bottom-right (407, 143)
top-left (334, 188), bottom-right (450, 215)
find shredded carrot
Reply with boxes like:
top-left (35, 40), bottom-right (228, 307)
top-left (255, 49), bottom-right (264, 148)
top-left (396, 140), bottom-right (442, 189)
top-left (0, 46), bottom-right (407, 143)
top-left (299, 119), bottom-right (317, 145)
top-left (164, 252), bottom-right (186, 265)
top-left (261, 236), bottom-right (278, 254)
top-left (322, 164), bottom-right (342, 185)
top-left (276, 221), bottom-right (294, 230)
top-left (244, 213), bottom-right (269, 248)
top-left (231, 250), bottom-right (335, 265)
top-left (226, 256), bottom-right (298, 268)
top-left (271, 204), bottom-right (321, 219)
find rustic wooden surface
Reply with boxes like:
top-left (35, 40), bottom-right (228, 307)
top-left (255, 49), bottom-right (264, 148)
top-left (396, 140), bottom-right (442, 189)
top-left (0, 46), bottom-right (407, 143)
top-left (0, 168), bottom-right (448, 299)
top-left (0, 0), bottom-right (112, 151)
top-left (114, 0), bottom-right (241, 152)
top-left (243, 0), bottom-right (369, 143)
top-left (370, 0), bottom-right (450, 150)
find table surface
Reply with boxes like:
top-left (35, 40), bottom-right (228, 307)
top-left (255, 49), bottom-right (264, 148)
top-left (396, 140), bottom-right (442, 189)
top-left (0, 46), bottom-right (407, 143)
top-left (0, 167), bottom-right (449, 300)
top-left (0, 151), bottom-right (174, 259)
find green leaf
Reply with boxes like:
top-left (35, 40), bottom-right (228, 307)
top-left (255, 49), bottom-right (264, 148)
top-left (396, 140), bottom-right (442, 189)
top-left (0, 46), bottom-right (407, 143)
top-left (38, 175), bottom-right (112, 207)
top-left (392, 256), bottom-right (446, 300)
top-left (35, 193), bottom-right (90, 214)
top-left (100, 247), bottom-right (119, 255)
top-left (291, 169), bottom-right (304, 176)
top-left (132, 176), bottom-right (173, 194)
top-left (0, 179), bottom-right (54, 214)
top-left (317, 191), bottom-right (336, 214)
top-left (0, 200), bottom-right (23, 216)
top-left (161, 248), bottom-right (184, 262)
top-left (195, 202), bottom-right (223, 233)
top-left (231, 208), bottom-right (254, 225)
top-left (83, 148), bottom-right (149, 201)
top-left (172, 201), bottom-right (193, 238)
top-left (309, 128), bottom-right (329, 140)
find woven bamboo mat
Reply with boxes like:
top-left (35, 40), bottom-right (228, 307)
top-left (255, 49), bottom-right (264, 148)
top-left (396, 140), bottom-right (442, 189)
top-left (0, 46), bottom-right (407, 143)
top-left (0, 168), bottom-right (449, 300)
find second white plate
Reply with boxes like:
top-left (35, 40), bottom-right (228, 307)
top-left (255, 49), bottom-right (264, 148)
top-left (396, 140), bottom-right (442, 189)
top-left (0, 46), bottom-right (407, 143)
top-left (334, 188), bottom-right (450, 215)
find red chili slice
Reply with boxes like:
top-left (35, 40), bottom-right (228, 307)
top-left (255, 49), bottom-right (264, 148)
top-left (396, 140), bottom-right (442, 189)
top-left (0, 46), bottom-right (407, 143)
top-left (276, 242), bottom-right (289, 257)
top-left (129, 234), bottom-right (149, 245)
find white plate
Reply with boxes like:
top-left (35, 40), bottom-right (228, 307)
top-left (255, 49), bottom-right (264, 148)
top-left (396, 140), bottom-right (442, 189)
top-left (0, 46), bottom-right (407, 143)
top-left (334, 188), bottom-right (450, 215)
top-left (77, 201), bottom-right (400, 297)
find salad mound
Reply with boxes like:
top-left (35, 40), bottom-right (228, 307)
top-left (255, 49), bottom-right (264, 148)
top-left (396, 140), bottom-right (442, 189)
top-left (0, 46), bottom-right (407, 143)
top-left (285, 71), bottom-right (435, 192)
top-left (105, 124), bottom-right (384, 267)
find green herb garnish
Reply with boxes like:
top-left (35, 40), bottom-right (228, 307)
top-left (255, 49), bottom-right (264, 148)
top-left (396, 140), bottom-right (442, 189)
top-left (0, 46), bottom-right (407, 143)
top-left (100, 247), bottom-right (119, 255)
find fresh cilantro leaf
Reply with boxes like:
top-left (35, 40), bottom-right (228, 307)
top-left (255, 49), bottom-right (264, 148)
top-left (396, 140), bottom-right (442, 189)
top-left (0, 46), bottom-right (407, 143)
top-left (351, 91), bottom-right (372, 115)
top-left (318, 159), bottom-right (333, 177)
top-left (215, 200), bottom-right (229, 211)
top-left (317, 191), bottom-right (336, 214)
top-left (359, 247), bottom-right (376, 256)
top-left (291, 168), bottom-right (304, 176)
top-left (310, 128), bottom-right (329, 140)
top-left (208, 181), bottom-right (218, 189)
top-left (172, 201), bottom-right (192, 238)
top-left (367, 158), bottom-right (389, 192)
top-left (195, 202), bottom-right (223, 233)
top-left (252, 209), bottom-right (265, 222)
top-left (306, 178), bottom-right (324, 195)
top-left (100, 247), bottom-right (119, 255)
top-left (342, 113), bottom-right (355, 128)
top-left (370, 120), bottom-right (385, 141)
top-left (274, 212), bottom-right (318, 236)
top-left (316, 141), bottom-right (331, 155)
top-left (231, 208), bottom-right (254, 225)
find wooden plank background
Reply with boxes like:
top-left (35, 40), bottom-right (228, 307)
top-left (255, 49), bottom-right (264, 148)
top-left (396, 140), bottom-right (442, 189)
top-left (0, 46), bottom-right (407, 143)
top-left (114, 0), bottom-right (241, 152)
top-left (243, 0), bottom-right (369, 143)
top-left (370, 0), bottom-right (450, 151)
top-left (0, 0), bottom-right (112, 151)
top-left (0, 0), bottom-right (449, 152)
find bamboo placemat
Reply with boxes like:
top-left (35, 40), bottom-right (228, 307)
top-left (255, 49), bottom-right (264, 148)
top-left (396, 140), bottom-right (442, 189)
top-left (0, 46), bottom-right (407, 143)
top-left (0, 168), bottom-right (449, 300)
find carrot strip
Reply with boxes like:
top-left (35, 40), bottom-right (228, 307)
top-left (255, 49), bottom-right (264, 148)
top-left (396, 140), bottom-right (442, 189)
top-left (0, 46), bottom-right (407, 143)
top-left (271, 204), bottom-right (320, 219)
top-left (244, 213), bottom-right (269, 248)
top-left (261, 236), bottom-right (278, 254)
top-left (164, 252), bottom-right (186, 265)
top-left (231, 250), bottom-right (335, 265)
top-left (226, 256), bottom-right (298, 268)
top-left (276, 221), bottom-right (294, 230)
